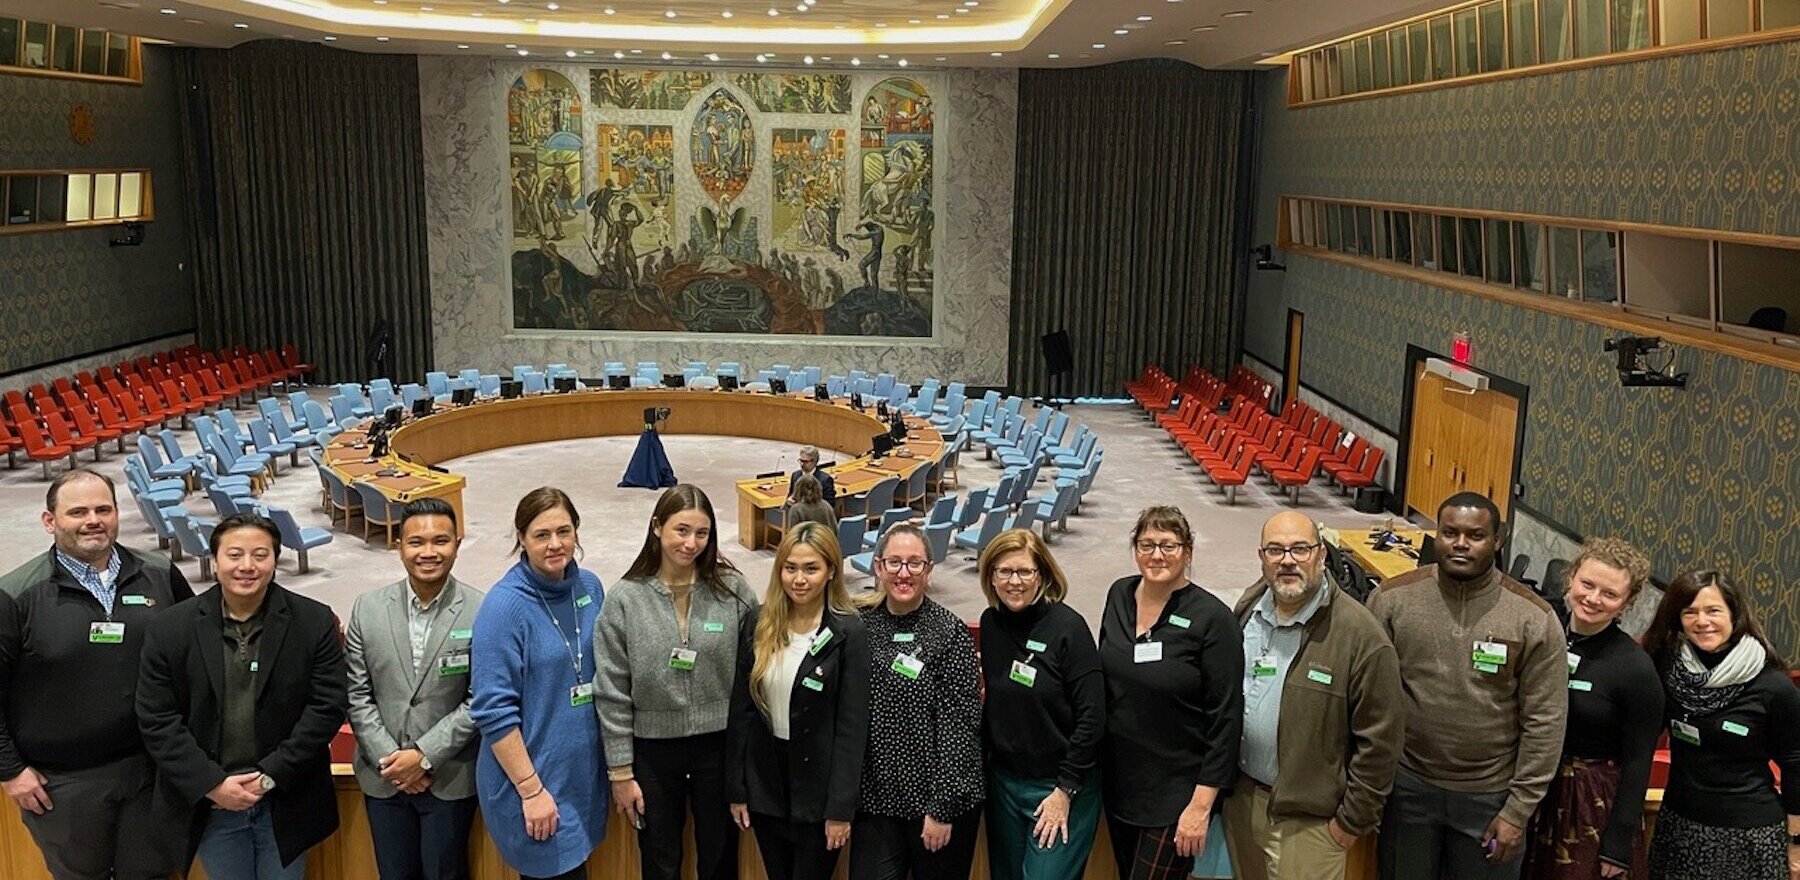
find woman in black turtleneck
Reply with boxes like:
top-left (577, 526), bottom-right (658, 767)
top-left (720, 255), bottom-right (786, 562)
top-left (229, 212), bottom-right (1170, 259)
top-left (1524, 540), bottom-right (1663, 880)
top-left (1641, 570), bottom-right (1800, 880)
top-left (977, 528), bottom-right (1104, 880)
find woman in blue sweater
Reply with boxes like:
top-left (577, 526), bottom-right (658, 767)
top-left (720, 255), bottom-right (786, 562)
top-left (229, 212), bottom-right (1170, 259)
top-left (471, 487), bottom-right (609, 880)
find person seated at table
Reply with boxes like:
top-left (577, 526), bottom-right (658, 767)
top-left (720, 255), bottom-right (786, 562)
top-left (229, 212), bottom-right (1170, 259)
top-left (788, 446), bottom-right (836, 504)
top-left (785, 474), bottom-right (838, 533)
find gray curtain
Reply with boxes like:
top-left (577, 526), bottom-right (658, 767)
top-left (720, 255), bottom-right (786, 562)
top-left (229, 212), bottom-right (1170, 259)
top-left (1009, 60), bottom-right (1257, 398)
top-left (174, 40), bottom-right (431, 385)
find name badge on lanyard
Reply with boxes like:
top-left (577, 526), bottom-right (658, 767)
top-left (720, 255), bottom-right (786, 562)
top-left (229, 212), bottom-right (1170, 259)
top-left (570, 682), bottom-right (595, 707)
top-left (89, 621), bottom-right (125, 644)
top-left (1009, 660), bottom-right (1038, 687)
top-left (670, 647), bottom-right (698, 671)
top-left (1671, 719), bottom-right (1701, 745)
top-left (892, 652), bottom-right (925, 680)
top-left (1133, 641), bottom-right (1163, 664)
top-left (438, 652), bottom-right (470, 676)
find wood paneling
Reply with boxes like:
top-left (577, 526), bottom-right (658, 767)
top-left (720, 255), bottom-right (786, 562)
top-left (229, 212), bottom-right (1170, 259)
top-left (1405, 366), bottom-right (1521, 520)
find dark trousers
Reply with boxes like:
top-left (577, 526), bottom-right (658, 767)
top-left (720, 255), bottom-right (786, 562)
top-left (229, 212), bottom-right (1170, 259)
top-left (847, 808), bottom-right (982, 880)
top-left (1107, 818), bottom-right (1194, 880)
top-left (521, 865), bottom-right (586, 880)
top-left (364, 792), bottom-right (478, 880)
top-left (636, 732), bottom-right (739, 880)
top-left (17, 752), bottom-right (183, 880)
top-left (1379, 767), bottom-right (1522, 880)
top-left (751, 811), bottom-right (842, 880)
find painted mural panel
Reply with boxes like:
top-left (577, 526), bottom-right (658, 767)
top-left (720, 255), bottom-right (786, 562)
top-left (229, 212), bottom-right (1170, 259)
top-left (590, 68), bottom-right (712, 110)
top-left (510, 68), bottom-right (935, 338)
top-left (731, 72), bottom-right (853, 114)
top-left (594, 124), bottom-right (676, 257)
top-left (507, 69), bottom-right (583, 243)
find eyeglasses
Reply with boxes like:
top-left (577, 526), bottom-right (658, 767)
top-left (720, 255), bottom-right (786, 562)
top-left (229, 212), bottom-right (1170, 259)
top-left (992, 567), bottom-right (1039, 583)
top-left (877, 558), bottom-right (930, 575)
top-left (1134, 541), bottom-right (1186, 556)
top-left (1259, 543), bottom-right (1322, 562)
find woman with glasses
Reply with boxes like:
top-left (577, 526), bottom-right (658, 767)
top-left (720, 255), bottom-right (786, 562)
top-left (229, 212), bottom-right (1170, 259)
top-left (976, 529), bottom-right (1105, 880)
top-left (1640, 571), bottom-right (1800, 880)
top-left (850, 523), bottom-right (984, 880)
top-left (595, 484), bottom-right (758, 880)
top-left (1098, 507), bottom-right (1244, 880)
top-left (470, 487), bottom-right (608, 880)
top-left (726, 522), bottom-right (870, 880)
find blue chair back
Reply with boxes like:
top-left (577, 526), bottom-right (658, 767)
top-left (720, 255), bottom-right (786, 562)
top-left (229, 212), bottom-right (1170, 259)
top-left (302, 400), bottom-right (333, 432)
top-left (458, 368), bottom-right (482, 386)
top-left (969, 507), bottom-right (1009, 552)
top-left (826, 376), bottom-right (847, 397)
top-left (717, 362), bottom-right (740, 379)
top-left (956, 487), bottom-right (992, 530)
top-left (517, 364), bottom-right (540, 381)
top-left (874, 507), bottom-right (912, 535)
top-left (861, 476), bottom-right (900, 519)
top-left (370, 378), bottom-right (395, 397)
top-left (873, 373), bottom-right (896, 398)
top-left (523, 372), bottom-right (547, 394)
top-left (370, 384), bottom-right (398, 414)
top-left (834, 515), bottom-right (867, 555)
top-left (800, 366), bottom-right (822, 387)
top-left (426, 372), bottom-right (450, 397)
top-left (329, 395), bottom-right (357, 426)
top-left (287, 391), bottom-right (312, 422)
top-left (479, 375), bottom-right (502, 397)
top-left (924, 522), bottom-right (954, 563)
top-left (926, 496), bottom-right (957, 526)
top-left (400, 384), bottom-right (427, 407)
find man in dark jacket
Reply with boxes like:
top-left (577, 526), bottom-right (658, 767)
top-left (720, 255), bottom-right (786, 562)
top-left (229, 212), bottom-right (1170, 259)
top-left (136, 513), bottom-right (347, 879)
top-left (0, 468), bottom-right (194, 880)
top-left (1223, 511), bottom-right (1403, 880)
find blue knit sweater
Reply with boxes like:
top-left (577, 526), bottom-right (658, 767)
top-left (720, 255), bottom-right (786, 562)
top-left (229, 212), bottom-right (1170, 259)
top-left (471, 557), bottom-right (609, 877)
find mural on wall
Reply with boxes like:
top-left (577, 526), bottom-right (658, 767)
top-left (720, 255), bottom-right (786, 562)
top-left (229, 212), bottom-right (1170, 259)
top-left (507, 69), bottom-right (583, 243)
top-left (731, 72), bottom-right (853, 114)
top-left (590, 68), bottom-right (713, 110)
top-left (511, 68), bottom-right (935, 337)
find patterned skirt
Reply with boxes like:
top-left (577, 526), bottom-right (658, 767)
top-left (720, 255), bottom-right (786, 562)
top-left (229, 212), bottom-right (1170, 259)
top-left (1647, 807), bottom-right (1787, 880)
top-left (1524, 757), bottom-right (1647, 880)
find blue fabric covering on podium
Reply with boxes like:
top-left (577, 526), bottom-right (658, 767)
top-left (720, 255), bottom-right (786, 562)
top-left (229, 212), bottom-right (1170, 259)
top-left (620, 428), bottom-right (677, 489)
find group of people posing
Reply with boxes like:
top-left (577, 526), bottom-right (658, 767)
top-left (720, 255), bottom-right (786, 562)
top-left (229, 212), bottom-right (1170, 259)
top-left (2, 467), bottom-right (1796, 880)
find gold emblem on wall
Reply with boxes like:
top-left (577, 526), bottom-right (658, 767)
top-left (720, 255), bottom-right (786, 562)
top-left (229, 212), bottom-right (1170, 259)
top-left (69, 104), bottom-right (96, 145)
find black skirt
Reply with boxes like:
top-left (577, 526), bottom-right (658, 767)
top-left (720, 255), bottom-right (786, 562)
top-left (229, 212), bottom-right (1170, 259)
top-left (1646, 807), bottom-right (1787, 880)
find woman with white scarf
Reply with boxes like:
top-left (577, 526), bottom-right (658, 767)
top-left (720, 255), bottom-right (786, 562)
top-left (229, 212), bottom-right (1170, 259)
top-left (1640, 570), bottom-right (1800, 880)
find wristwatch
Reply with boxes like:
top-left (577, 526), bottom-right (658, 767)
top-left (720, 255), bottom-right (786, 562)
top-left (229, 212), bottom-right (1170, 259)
top-left (419, 754), bottom-right (434, 772)
top-left (258, 773), bottom-right (276, 793)
top-left (1056, 782), bottom-right (1080, 798)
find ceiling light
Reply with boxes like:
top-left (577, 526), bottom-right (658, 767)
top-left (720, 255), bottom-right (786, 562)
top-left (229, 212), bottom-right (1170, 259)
top-left (373, 0), bottom-right (386, 4)
top-left (1048, 52), bottom-right (1059, 58)
top-left (497, 0), bottom-right (508, 4)
top-left (1165, 39), bottom-right (1186, 44)
top-left (376, 35), bottom-right (390, 41)
top-left (768, 7), bottom-right (779, 14)
top-left (631, 48), bottom-right (642, 53)
top-left (565, 49), bottom-right (576, 57)
top-left (756, 53), bottom-right (767, 61)
top-left (964, 0), bottom-right (979, 5)
top-left (505, 43), bottom-right (516, 48)
top-left (546, 1), bottom-right (558, 7)
top-left (1114, 28), bottom-right (1128, 34)
top-left (897, 58), bottom-right (909, 66)
top-left (955, 7), bottom-right (969, 12)
top-left (1137, 14), bottom-right (1153, 20)
top-left (665, 9), bottom-right (677, 17)
top-left (851, 57), bottom-right (861, 65)
top-left (935, 55), bottom-right (946, 60)
top-left (909, 18), bottom-right (920, 23)
top-left (159, 7), bottom-right (176, 13)
top-left (470, 11), bottom-right (482, 15)
top-left (876, 22), bottom-right (887, 27)
top-left (1222, 9), bottom-right (1252, 15)
top-left (804, 55), bottom-right (814, 63)
top-left (458, 44), bottom-right (471, 49)
top-left (518, 49), bottom-right (529, 55)
top-left (721, 8), bottom-right (733, 16)
top-left (937, 13), bottom-right (949, 18)
top-left (796, 4), bottom-right (807, 11)
top-left (878, 53), bottom-right (889, 58)
top-left (1092, 42), bottom-right (1106, 48)
top-left (604, 6), bottom-right (615, 12)
top-left (584, 49), bottom-right (595, 54)
top-left (708, 52), bottom-right (721, 60)
top-left (233, 22), bottom-right (249, 28)
top-left (323, 35), bottom-right (337, 41)
top-left (614, 50), bottom-right (625, 58)
top-left (990, 51), bottom-right (1002, 56)
top-left (1191, 24), bottom-right (1216, 30)
top-left (661, 50), bottom-right (672, 59)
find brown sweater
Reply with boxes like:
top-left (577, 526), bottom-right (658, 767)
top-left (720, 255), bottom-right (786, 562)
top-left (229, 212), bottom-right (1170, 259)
top-left (1367, 564), bottom-right (1567, 828)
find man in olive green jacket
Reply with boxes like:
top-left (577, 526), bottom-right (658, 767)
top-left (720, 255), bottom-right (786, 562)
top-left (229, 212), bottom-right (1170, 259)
top-left (1224, 511), bottom-right (1404, 880)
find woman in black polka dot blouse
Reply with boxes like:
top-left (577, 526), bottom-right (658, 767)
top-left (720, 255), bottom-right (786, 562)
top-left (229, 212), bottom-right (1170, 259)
top-left (849, 524), bottom-right (984, 880)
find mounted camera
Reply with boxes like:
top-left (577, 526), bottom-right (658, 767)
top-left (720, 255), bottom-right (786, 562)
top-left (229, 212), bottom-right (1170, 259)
top-left (1603, 335), bottom-right (1688, 388)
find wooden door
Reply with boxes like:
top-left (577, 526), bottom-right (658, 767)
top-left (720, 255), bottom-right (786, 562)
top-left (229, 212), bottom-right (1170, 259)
top-left (1283, 310), bottom-right (1304, 407)
top-left (1406, 365), bottom-right (1520, 521)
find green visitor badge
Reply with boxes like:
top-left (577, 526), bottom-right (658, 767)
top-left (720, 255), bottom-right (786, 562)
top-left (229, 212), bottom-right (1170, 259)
top-left (1566, 651), bottom-right (1581, 675)
top-left (1025, 639), bottom-right (1047, 652)
top-left (450, 629), bottom-right (473, 640)
top-left (1721, 721), bottom-right (1749, 736)
top-left (670, 648), bottom-right (698, 671)
top-left (802, 676), bottom-right (824, 692)
top-left (892, 652), bottom-right (924, 680)
top-left (1010, 660), bottom-right (1038, 687)
top-left (1474, 661), bottom-right (1502, 675)
top-left (1169, 614), bottom-right (1192, 629)
top-left (88, 622), bottom-right (125, 644)
top-left (1472, 640), bottom-right (1509, 666)
top-left (810, 629), bottom-right (834, 655)
top-left (892, 632), bottom-right (916, 643)
top-left (1671, 719), bottom-right (1701, 745)
top-left (1306, 668), bottom-right (1333, 686)
top-left (439, 652), bottom-right (470, 676)
top-left (571, 684), bottom-right (595, 707)
top-left (575, 594), bottom-right (593, 608)
top-left (1568, 679), bottom-right (1593, 692)
top-left (1252, 656), bottom-right (1278, 678)
top-left (703, 621), bottom-right (725, 633)
top-left (120, 594), bottom-right (150, 606)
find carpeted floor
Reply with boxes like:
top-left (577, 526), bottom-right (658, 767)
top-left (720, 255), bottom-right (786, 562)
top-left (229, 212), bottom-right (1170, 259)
top-left (0, 395), bottom-right (1395, 626)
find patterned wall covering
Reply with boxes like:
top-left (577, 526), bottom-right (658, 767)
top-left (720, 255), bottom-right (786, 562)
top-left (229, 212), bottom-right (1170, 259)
top-left (1246, 58), bottom-right (1800, 652)
top-left (0, 46), bottom-right (195, 375)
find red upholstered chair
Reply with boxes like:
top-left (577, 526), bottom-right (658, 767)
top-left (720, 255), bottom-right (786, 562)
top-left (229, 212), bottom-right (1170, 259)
top-left (14, 418), bottom-right (75, 479)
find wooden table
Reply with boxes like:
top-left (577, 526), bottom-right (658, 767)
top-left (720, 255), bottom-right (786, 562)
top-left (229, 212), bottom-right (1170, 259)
top-left (1330, 527), bottom-right (1433, 581)
top-left (323, 389), bottom-right (941, 550)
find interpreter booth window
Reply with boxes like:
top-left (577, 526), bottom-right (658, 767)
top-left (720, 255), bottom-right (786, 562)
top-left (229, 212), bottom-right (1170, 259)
top-left (1718, 242), bottom-right (1800, 341)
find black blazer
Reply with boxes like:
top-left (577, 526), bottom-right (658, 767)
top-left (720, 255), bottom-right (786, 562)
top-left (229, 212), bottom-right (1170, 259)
top-left (726, 607), bottom-right (870, 823)
top-left (136, 583), bottom-right (348, 869)
top-left (789, 467), bottom-right (837, 504)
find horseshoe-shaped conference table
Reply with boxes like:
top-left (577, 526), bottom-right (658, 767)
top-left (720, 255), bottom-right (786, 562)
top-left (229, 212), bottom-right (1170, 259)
top-left (321, 388), bottom-right (944, 548)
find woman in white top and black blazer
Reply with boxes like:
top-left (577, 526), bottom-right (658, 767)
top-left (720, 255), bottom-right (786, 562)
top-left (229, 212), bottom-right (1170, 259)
top-left (726, 522), bottom-right (871, 880)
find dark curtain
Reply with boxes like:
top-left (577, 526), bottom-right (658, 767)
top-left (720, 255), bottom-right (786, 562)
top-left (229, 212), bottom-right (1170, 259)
top-left (174, 40), bottom-right (431, 384)
top-left (1009, 60), bottom-right (1257, 398)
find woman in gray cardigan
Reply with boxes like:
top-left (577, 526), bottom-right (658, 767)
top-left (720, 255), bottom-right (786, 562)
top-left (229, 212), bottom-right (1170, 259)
top-left (595, 484), bottom-right (759, 880)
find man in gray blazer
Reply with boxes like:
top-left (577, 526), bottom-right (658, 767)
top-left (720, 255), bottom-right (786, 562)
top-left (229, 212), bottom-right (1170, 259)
top-left (346, 499), bottom-right (485, 880)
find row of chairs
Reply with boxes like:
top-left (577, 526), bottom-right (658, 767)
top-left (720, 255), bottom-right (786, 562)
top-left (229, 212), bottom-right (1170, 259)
top-left (0, 343), bottom-right (313, 479)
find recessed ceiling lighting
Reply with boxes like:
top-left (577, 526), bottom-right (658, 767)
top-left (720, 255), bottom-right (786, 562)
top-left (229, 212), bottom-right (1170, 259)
top-left (756, 53), bottom-right (767, 61)
top-left (497, 0), bottom-right (508, 4)
top-left (518, 49), bottom-right (529, 55)
top-left (803, 54), bottom-right (814, 64)
top-left (505, 43), bottom-right (516, 48)
top-left (604, 6), bottom-right (615, 12)
top-left (708, 52), bottom-right (721, 60)
top-left (795, 4), bottom-right (807, 11)
top-left (898, 58), bottom-right (909, 66)
top-left (376, 35), bottom-right (390, 41)
top-left (1191, 24), bottom-right (1217, 31)
top-left (1092, 42), bottom-right (1106, 48)
top-left (233, 21), bottom-right (248, 28)
top-left (458, 44), bottom-right (470, 49)
top-left (955, 7), bottom-right (969, 12)
top-left (546, 1), bottom-right (558, 8)
top-left (964, 0), bottom-right (979, 5)
top-left (661, 50), bottom-right (672, 59)
top-left (935, 55), bottom-right (946, 60)
top-left (1114, 28), bottom-right (1128, 34)
top-left (372, 0), bottom-right (385, 4)
top-left (1222, 9), bottom-right (1252, 15)
top-left (470, 11), bottom-right (481, 15)
top-left (323, 35), bottom-right (337, 41)
top-left (584, 49), bottom-right (595, 54)
top-left (1048, 52), bottom-right (1060, 58)
top-left (851, 57), bottom-right (861, 65)
top-left (665, 9), bottom-right (677, 17)
top-left (909, 18), bottom-right (920, 23)
top-left (990, 51), bottom-right (1002, 56)
top-left (768, 7), bottom-right (779, 14)
top-left (821, 55), bottom-right (831, 60)
top-left (875, 21), bottom-right (887, 27)
top-left (614, 50), bottom-right (624, 58)
top-left (1164, 39), bottom-right (1186, 44)
top-left (159, 7), bottom-right (176, 14)
top-left (936, 13), bottom-right (949, 18)
top-left (878, 53), bottom-right (889, 58)
top-left (631, 48), bottom-right (642, 53)
top-left (1137, 14), bottom-right (1153, 20)
top-left (564, 49), bottom-right (576, 57)
top-left (721, 8), bottom-right (733, 16)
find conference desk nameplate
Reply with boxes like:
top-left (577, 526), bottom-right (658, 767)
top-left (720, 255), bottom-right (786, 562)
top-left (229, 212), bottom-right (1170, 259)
top-left (322, 390), bottom-right (941, 549)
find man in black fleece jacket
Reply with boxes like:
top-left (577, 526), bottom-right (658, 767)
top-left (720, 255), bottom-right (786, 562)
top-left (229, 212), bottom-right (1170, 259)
top-left (0, 469), bottom-right (194, 879)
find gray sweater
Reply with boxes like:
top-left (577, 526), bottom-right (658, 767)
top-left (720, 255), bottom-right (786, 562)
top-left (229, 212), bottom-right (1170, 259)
top-left (594, 570), bottom-right (759, 768)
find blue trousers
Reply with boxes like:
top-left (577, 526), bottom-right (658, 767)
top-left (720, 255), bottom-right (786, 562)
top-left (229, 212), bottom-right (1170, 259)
top-left (196, 803), bottom-right (306, 880)
top-left (985, 771), bottom-right (1101, 880)
top-left (365, 792), bottom-right (479, 880)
